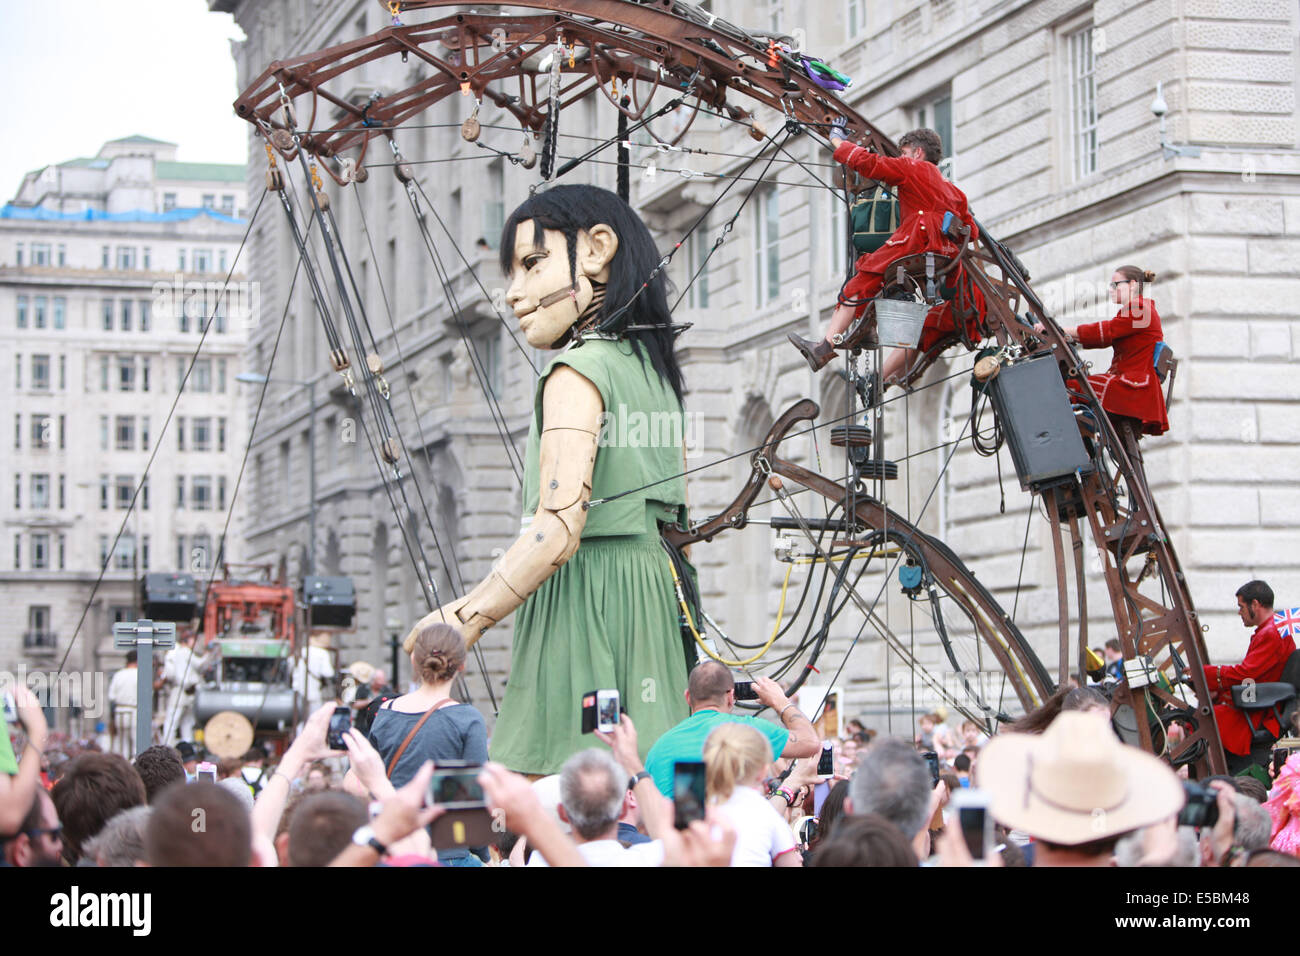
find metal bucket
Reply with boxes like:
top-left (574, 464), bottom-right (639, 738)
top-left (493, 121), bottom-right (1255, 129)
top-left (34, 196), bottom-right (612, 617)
top-left (874, 298), bottom-right (930, 348)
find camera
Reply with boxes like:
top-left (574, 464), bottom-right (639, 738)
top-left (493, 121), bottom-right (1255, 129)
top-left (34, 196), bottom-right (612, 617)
top-left (1177, 781), bottom-right (1219, 829)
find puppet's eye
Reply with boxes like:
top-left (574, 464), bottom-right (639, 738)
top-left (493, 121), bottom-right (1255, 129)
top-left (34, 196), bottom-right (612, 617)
top-left (523, 254), bottom-right (544, 271)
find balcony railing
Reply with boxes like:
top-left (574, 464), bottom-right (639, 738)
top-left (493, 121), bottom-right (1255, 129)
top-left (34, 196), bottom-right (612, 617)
top-left (23, 631), bottom-right (56, 653)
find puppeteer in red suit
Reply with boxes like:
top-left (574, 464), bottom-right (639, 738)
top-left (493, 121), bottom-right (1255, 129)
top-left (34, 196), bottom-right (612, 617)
top-left (789, 127), bottom-right (978, 379)
top-left (1203, 582), bottom-right (1296, 758)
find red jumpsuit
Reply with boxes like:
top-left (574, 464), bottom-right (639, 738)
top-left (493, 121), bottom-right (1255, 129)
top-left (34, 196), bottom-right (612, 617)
top-left (1202, 617), bottom-right (1296, 756)
top-left (1074, 298), bottom-right (1169, 436)
top-left (834, 142), bottom-right (978, 322)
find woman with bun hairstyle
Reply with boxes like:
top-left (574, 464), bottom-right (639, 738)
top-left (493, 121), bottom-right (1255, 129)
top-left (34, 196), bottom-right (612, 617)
top-left (703, 723), bottom-right (802, 867)
top-left (1048, 266), bottom-right (1169, 456)
top-left (366, 621), bottom-right (487, 865)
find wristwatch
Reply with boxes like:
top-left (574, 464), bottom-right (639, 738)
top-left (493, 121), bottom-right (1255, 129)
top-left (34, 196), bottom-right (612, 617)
top-left (632, 770), bottom-right (652, 787)
top-left (351, 824), bottom-right (388, 855)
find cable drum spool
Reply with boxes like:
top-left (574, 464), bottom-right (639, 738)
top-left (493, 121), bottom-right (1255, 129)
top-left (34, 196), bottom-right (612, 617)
top-left (830, 424), bottom-right (873, 447)
top-left (855, 459), bottom-right (899, 480)
top-left (874, 298), bottom-right (930, 349)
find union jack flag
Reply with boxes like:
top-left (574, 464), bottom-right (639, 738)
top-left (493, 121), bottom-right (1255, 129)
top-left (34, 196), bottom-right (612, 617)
top-left (1274, 607), bottom-right (1300, 638)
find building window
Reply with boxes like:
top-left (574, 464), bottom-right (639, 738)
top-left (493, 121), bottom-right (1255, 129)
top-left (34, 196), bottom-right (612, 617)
top-left (193, 476), bottom-right (213, 511)
top-left (114, 534), bottom-right (134, 571)
top-left (58, 534), bottom-right (65, 569)
top-left (102, 299), bottom-right (113, 331)
top-left (176, 535), bottom-right (186, 570)
top-left (218, 417), bottom-right (227, 453)
top-left (53, 297), bottom-right (64, 330)
top-left (16, 295), bottom-right (27, 329)
top-left (118, 356), bottom-right (135, 391)
top-left (100, 355), bottom-right (109, 391)
top-left (142, 475), bottom-right (150, 511)
top-left (219, 249), bottom-right (228, 274)
top-left (58, 355), bottom-right (66, 390)
top-left (15, 242), bottom-right (23, 266)
top-left (220, 195), bottom-right (235, 216)
top-left (31, 474), bottom-right (49, 509)
top-left (99, 535), bottom-right (110, 568)
top-left (101, 246), bottom-right (110, 269)
top-left (847, 0), bottom-right (867, 37)
top-left (141, 416), bottom-right (150, 451)
top-left (120, 299), bottom-right (132, 332)
top-left (193, 417), bottom-right (212, 452)
top-left (13, 413), bottom-right (20, 450)
top-left (217, 359), bottom-right (227, 392)
top-left (58, 474), bottom-right (65, 509)
top-left (202, 194), bottom-right (215, 210)
top-left (117, 247), bottom-right (136, 271)
top-left (100, 415), bottom-right (109, 450)
top-left (218, 475), bottom-right (227, 511)
top-left (139, 299), bottom-right (151, 333)
top-left (175, 476), bottom-right (185, 509)
top-left (56, 244), bottom-right (65, 266)
top-left (1066, 24), bottom-right (1098, 180)
top-left (914, 89), bottom-right (955, 177)
top-left (58, 414), bottom-right (64, 450)
top-left (99, 474), bottom-right (109, 511)
top-left (32, 296), bottom-right (46, 329)
top-left (115, 415), bottom-right (135, 451)
top-left (15, 353), bottom-right (21, 389)
top-left (13, 534), bottom-right (20, 569)
top-left (178, 249), bottom-right (186, 271)
top-left (163, 193), bottom-right (177, 212)
top-left (31, 354), bottom-right (50, 390)
top-left (754, 184), bottom-right (781, 307)
top-left (193, 358), bottom-right (212, 392)
top-left (141, 356), bottom-right (151, 392)
top-left (194, 249), bottom-right (212, 273)
top-left (115, 475), bottom-right (133, 510)
top-left (191, 533), bottom-right (211, 571)
top-left (178, 416), bottom-right (186, 451)
top-left (142, 247), bottom-right (151, 270)
top-left (141, 534), bottom-right (150, 571)
top-left (31, 533), bottom-right (49, 570)
top-left (13, 473), bottom-right (19, 509)
top-left (31, 414), bottom-right (50, 449)
top-left (482, 160), bottom-right (505, 249)
top-left (32, 243), bottom-right (51, 266)
top-left (685, 215), bottom-right (710, 310)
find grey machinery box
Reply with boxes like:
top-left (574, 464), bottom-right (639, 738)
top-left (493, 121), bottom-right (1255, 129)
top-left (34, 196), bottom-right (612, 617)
top-left (986, 354), bottom-right (1093, 490)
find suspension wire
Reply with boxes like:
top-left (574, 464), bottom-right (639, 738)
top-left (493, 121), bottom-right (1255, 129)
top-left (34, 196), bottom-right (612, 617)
top-left (1010, 504), bottom-right (1035, 622)
top-left (55, 187), bottom-right (270, 681)
top-left (349, 181), bottom-right (499, 712)
top-left (164, 217), bottom-right (309, 737)
top-left (407, 173), bottom-right (525, 481)
top-left (275, 160), bottom-right (449, 628)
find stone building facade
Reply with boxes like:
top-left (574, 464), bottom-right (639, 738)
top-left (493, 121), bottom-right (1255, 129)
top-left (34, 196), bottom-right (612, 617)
top-left (0, 135), bottom-right (249, 722)
top-left (217, 0), bottom-right (1298, 733)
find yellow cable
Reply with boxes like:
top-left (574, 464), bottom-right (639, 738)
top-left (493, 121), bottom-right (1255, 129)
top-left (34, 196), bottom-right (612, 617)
top-left (668, 556), bottom-right (794, 667)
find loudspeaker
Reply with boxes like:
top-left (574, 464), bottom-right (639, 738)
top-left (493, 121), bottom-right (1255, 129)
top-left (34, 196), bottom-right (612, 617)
top-left (302, 576), bottom-right (356, 628)
top-left (140, 573), bottom-right (199, 622)
top-left (987, 355), bottom-right (1093, 490)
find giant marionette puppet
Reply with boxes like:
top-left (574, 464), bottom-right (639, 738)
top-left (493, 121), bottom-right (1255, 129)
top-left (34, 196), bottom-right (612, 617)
top-left (404, 184), bottom-right (691, 775)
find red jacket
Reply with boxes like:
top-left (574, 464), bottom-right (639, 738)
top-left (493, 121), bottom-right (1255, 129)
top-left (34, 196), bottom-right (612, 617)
top-left (1203, 617), bottom-right (1296, 755)
top-left (1074, 298), bottom-right (1168, 435)
top-left (834, 143), bottom-right (977, 305)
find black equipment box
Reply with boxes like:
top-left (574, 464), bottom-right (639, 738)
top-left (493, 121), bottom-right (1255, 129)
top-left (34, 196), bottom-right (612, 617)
top-left (140, 573), bottom-right (200, 622)
top-left (987, 355), bottom-right (1093, 490)
top-left (302, 576), bottom-right (356, 628)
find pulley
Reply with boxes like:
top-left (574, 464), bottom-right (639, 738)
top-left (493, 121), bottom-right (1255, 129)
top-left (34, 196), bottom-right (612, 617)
top-left (366, 353), bottom-right (384, 375)
top-left (830, 424), bottom-right (873, 448)
top-left (461, 100), bottom-right (482, 142)
top-left (329, 348), bottom-right (350, 373)
top-left (380, 437), bottom-right (401, 465)
top-left (518, 134), bottom-right (537, 169)
top-left (266, 167), bottom-right (286, 191)
top-left (270, 128), bottom-right (296, 153)
top-left (855, 459), bottom-right (899, 480)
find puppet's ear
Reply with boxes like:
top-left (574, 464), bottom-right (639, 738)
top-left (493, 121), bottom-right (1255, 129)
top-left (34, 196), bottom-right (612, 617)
top-left (577, 223), bottom-right (619, 282)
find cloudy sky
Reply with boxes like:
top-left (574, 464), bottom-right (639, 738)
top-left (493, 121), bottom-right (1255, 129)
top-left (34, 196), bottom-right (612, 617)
top-left (0, 0), bottom-right (248, 202)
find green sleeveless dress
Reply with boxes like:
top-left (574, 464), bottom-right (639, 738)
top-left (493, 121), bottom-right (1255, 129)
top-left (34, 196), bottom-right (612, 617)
top-left (488, 338), bottom-right (691, 775)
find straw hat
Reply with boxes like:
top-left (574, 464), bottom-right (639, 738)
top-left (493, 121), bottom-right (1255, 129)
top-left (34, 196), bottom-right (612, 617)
top-left (346, 660), bottom-right (376, 684)
top-left (978, 712), bottom-right (1184, 845)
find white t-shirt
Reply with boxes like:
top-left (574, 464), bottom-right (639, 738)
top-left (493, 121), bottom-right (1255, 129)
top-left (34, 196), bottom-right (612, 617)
top-left (715, 786), bottom-right (798, 867)
top-left (527, 838), bottom-right (664, 867)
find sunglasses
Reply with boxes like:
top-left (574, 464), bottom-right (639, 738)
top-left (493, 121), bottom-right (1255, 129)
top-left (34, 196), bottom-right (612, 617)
top-left (1108, 280), bottom-right (1136, 288)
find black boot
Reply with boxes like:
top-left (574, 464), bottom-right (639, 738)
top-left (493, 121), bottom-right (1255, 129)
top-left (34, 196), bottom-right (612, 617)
top-left (788, 332), bottom-right (835, 372)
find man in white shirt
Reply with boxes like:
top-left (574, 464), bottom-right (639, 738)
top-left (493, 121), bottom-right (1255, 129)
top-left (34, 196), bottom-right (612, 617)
top-left (292, 632), bottom-right (336, 728)
top-left (528, 749), bottom-right (663, 867)
top-left (160, 631), bottom-right (215, 745)
top-left (107, 651), bottom-right (139, 759)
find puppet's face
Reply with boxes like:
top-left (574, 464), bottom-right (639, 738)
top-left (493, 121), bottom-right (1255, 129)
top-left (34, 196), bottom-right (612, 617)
top-left (505, 220), bottom-right (617, 348)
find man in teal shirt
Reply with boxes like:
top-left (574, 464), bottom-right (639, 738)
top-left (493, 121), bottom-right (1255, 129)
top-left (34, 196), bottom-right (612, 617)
top-left (644, 662), bottom-right (821, 796)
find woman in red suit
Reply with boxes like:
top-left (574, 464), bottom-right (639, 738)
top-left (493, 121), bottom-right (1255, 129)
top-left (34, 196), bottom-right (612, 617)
top-left (1047, 265), bottom-right (1169, 458)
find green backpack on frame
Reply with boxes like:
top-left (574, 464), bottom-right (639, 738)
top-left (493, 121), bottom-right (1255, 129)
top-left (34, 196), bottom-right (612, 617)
top-left (850, 184), bottom-right (901, 254)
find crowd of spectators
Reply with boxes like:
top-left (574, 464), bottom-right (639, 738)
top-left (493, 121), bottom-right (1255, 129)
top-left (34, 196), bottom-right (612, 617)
top-left (4, 621), bottom-right (1299, 869)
